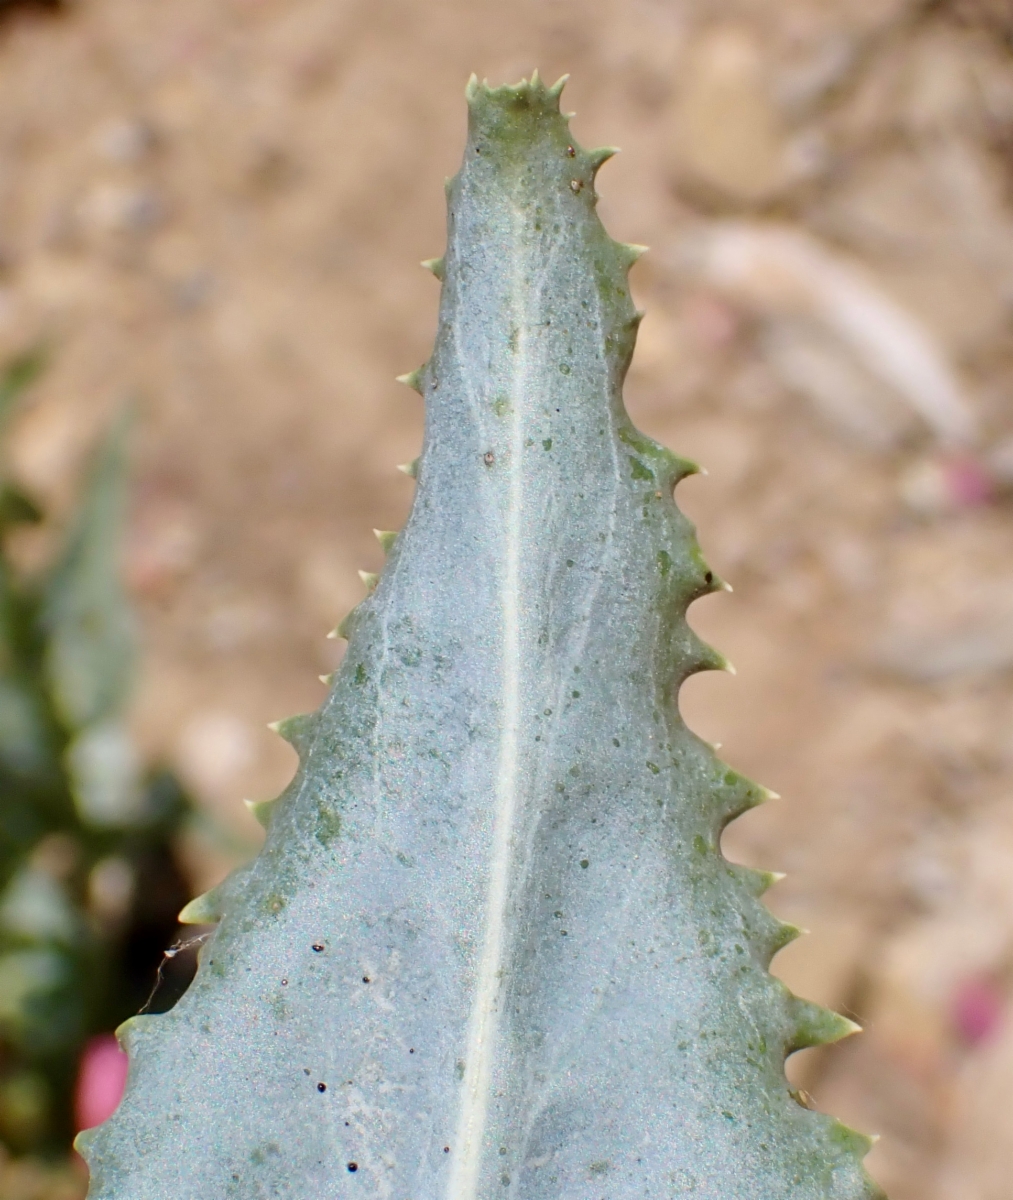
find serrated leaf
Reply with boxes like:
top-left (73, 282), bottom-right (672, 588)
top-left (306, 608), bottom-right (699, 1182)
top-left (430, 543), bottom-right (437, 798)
top-left (82, 76), bottom-right (883, 1200)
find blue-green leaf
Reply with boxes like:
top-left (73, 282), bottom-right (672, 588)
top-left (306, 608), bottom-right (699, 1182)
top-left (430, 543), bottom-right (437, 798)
top-left (79, 76), bottom-right (882, 1200)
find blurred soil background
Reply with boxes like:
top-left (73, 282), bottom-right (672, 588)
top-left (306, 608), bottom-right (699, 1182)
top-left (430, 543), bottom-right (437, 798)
top-left (1, 0), bottom-right (1013, 1195)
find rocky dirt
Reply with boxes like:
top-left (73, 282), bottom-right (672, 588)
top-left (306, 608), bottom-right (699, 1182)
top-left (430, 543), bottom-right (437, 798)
top-left (2, 0), bottom-right (1013, 1196)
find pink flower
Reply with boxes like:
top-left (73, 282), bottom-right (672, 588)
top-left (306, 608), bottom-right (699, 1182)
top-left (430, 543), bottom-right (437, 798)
top-left (75, 1034), bottom-right (129, 1130)
top-left (952, 977), bottom-right (1005, 1047)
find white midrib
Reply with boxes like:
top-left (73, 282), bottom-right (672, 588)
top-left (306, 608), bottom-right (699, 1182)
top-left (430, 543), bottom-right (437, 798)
top-left (446, 216), bottom-right (528, 1200)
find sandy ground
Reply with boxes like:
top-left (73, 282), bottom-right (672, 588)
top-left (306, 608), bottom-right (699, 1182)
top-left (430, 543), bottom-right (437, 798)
top-left (3, 0), bottom-right (1013, 1195)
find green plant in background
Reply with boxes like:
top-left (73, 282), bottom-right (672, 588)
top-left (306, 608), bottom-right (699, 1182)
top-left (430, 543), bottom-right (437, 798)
top-left (0, 349), bottom-right (195, 1161)
top-left (80, 76), bottom-right (883, 1198)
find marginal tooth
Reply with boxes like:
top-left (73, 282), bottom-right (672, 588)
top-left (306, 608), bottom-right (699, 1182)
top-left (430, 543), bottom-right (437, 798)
top-left (760, 786), bottom-right (782, 802)
top-left (617, 241), bottom-right (649, 268)
top-left (672, 457), bottom-right (701, 483)
top-left (722, 580), bottom-right (734, 593)
top-left (373, 529), bottom-right (397, 554)
top-left (179, 887), bottom-right (224, 925)
top-left (690, 638), bottom-right (733, 676)
top-left (465, 73), bottom-right (480, 103)
top-left (588, 145), bottom-right (620, 173)
top-left (548, 73), bottom-right (569, 99)
top-left (358, 570), bottom-right (380, 593)
top-left (268, 713), bottom-right (316, 751)
top-left (789, 999), bottom-right (864, 1050)
top-left (395, 368), bottom-right (424, 394)
top-left (421, 257), bottom-right (445, 280)
top-left (243, 798), bottom-right (275, 829)
top-left (318, 673), bottom-right (334, 685)
top-left (397, 458), bottom-right (419, 478)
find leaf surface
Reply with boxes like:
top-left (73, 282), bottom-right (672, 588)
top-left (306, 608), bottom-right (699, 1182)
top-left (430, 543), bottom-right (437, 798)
top-left (79, 76), bottom-right (883, 1200)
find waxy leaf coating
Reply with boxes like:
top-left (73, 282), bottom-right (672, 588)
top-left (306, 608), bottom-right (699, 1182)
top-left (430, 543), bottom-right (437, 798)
top-left (79, 74), bottom-right (883, 1200)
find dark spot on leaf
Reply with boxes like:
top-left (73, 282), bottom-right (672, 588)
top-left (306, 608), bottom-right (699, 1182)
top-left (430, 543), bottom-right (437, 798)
top-left (542, 438), bottom-right (552, 451)
top-left (362, 976), bottom-right (370, 983)
top-left (580, 859), bottom-right (589, 869)
top-left (317, 1082), bottom-right (327, 1092)
top-left (347, 1162), bottom-right (358, 1172)
top-left (312, 943), bottom-right (325, 953)
top-left (483, 450), bottom-right (495, 465)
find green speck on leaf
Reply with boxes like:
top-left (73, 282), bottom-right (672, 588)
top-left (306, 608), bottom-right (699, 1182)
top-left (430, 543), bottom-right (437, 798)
top-left (542, 438), bottom-right (552, 451)
top-left (657, 549), bottom-right (672, 576)
top-left (314, 801), bottom-right (342, 847)
top-left (629, 457), bottom-right (653, 482)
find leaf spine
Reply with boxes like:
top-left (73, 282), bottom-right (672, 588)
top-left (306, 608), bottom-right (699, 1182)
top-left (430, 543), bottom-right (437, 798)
top-left (617, 241), bottom-right (649, 269)
top-left (358, 569), bottom-right (380, 593)
top-left (179, 886), bottom-right (225, 925)
top-left (374, 528), bottom-right (398, 553)
top-left (335, 609), bottom-right (357, 639)
top-left (588, 145), bottom-right (619, 174)
top-left (395, 368), bottom-right (425, 394)
top-left (268, 712), bottom-right (316, 752)
top-left (788, 998), bottom-right (863, 1050)
top-left (397, 457), bottom-right (419, 478)
top-left (421, 257), bottom-right (445, 280)
top-left (243, 797), bottom-right (276, 829)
